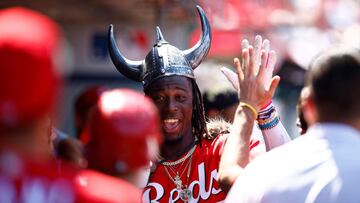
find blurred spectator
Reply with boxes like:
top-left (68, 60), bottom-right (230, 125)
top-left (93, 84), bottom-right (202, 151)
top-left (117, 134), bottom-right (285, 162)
top-left (225, 46), bottom-right (360, 203)
top-left (0, 7), bottom-right (75, 201)
top-left (274, 57), bottom-right (306, 137)
top-left (203, 87), bottom-right (239, 123)
top-left (195, 62), bottom-right (239, 122)
top-left (324, 0), bottom-right (359, 31)
top-left (340, 24), bottom-right (360, 49)
top-left (75, 89), bottom-right (163, 202)
top-left (266, 0), bottom-right (360, 138)
top-left (296, 86), bottom-right (310, 135)
top-left (73, 85), bottom-right (107, 142)
top-left (52, 128), bottom-right (86, 168)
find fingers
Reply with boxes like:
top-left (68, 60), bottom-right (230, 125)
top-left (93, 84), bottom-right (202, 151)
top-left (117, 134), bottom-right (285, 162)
top-left (242, 45), bottom-right (256, 77)
top-left (248, 36), bottom-right (271, 76)
top-left (263, 39), bottom-right (270, 53)
top-left (268, 76), bottom-right (280, 98)
top-left (240, 36), bottom-right (276, 80)
top-left (254, 35), bottom-right (262, 72)
top-left (241, 47), bottom-right (249, 75)
top-left (256, 50), bottom-right (277, 90)
top-left (234, 58), bottom-right (244, 82)
top-left (236, 36), bottom-right (279, 106)
top-left (266, 50), bottom-right (277, 88)
top-left (248, 46), bottom-right (255, 76)
top-left (267, 50), bottom-right (277, 72)
top-left (241, 39), bottom-right (249, 49)
top-left (221, 67), bottom-right (240, 91)
top-left (257, 50), bottom-right (267, 79)
top-left (261, 39), bottom-right (270, 70)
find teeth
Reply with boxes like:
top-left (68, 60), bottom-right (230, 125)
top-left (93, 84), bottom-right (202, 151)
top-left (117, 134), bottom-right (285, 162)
top-left (164, 119), bottom-right (179, 124)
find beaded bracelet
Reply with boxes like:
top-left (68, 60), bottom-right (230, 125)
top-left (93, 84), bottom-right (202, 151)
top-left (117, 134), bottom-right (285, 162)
top-left (258, 116), bottom-right (280, 130)
top-left (257, 109), bottom-right (276, 120)
top-left (258, 103), bottom-right (275, 115)
top-left (258, 109), bottom-right (276, 121)
top-left (257, 116), bottom-right (277, 125)
top-left (258, 111), bottom-right (276, 120)
top-left (257, 102), bottom-right (280, 130)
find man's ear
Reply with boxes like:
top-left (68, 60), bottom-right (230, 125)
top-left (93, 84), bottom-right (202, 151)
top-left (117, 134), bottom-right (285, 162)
top-left (303, 89), bottom-right (317, 126)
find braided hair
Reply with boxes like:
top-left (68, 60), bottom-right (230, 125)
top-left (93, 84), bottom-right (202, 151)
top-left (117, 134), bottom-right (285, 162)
top-left (191, 80), bottom-right (209, 142)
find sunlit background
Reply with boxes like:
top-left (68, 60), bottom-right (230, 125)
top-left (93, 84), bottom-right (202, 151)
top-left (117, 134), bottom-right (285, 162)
top-left (1, 0), bottom-right (359, 138)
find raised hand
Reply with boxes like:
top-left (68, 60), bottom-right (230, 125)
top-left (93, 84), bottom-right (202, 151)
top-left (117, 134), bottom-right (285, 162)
top-left (221, 35), bottom-right (280, 110)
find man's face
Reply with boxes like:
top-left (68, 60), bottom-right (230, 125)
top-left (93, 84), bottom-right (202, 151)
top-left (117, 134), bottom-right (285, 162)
top-left (146, 76), bottom-right (193, 142)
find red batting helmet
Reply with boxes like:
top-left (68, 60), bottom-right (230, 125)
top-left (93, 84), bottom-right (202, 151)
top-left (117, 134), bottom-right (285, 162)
top-left (0, 7), bottom-right (61, 127)
top-left (86, 89), bottom-right (162, 174)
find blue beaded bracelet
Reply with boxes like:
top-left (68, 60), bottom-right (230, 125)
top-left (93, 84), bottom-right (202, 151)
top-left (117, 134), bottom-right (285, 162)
top-left (258, 116), bottom-right (280, 130)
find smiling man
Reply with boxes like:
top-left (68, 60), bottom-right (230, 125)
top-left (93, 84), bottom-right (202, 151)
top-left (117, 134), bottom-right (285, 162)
top-left (109, 7), bottom-right (225, 201)
top-left (108, 6), bottom-right (289, 202)
top-left (145, 76), bottom-right (195, 145)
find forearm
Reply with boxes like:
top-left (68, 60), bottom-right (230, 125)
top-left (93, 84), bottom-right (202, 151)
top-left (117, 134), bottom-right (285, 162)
top-left (230, 107), bottom-right (254, 168)
top-left (257, 102), bottom-right (291, 151)
top-left (218, 105), bottom-right (256, 191)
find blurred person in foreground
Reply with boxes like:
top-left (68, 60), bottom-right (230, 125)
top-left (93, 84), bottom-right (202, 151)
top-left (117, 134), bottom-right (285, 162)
top-left (48, 85), bottom-right (109, 169)
top-left (0, 7), bottom-right (75, 201)
top-left (108, 5), bottom-right (290, 202)
top-left (52, 127), bottom-right (86, 168)
top-left (225, 46), bottom-right (360, 203)
top-left (296, 86), bottom-right (311, 135)
top-left (74, 89), bottom-right (163, 202)
top-left (73, 86), bottom-right (107, 142)
top-left (50, 85), bottom-right (109, 169)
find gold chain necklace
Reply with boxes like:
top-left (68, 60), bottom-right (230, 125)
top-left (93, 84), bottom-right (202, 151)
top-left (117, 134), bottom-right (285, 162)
top-left (163, 155), bottom-right (193, 202)
top-left (160, 145), bottom-right (197, 166)
top-left (166, 155), bottom-right (192, 184)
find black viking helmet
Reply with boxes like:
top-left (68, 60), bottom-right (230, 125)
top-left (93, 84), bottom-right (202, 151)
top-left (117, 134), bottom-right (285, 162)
top-left (108, 5), bottom-right (211, 88)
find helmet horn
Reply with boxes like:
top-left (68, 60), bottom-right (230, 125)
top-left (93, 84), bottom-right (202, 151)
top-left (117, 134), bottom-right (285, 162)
top-left (108, 24), bottom-right (143, 82)
top-left (155, 26), bottom-right (168, 46)
top-left (182, 5), bottom-right (212, 69)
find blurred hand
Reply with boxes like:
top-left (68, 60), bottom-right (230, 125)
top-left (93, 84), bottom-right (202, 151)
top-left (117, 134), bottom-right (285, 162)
top-left (221, 35), bottom-right (280, 110)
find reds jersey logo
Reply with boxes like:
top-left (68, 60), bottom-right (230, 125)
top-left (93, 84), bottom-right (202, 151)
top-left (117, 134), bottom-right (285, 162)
top-left (143, 162), bottom-right (225, 203)
top-left (143, 135), bottom-right (229, 202)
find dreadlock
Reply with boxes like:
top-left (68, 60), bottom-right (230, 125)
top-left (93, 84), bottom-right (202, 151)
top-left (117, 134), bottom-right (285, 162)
top-left (191, 80), bottom-right (209, 142)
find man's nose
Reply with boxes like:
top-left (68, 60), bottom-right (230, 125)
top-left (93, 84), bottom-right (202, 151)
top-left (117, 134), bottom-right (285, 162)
top-left (166, 98), bottom-right (178, 112)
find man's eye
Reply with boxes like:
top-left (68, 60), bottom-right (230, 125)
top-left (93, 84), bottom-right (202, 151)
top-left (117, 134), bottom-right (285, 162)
top-left (154, 96), bottom-right (164, 102)
top-left (176, 95), bottom-right (187, 101)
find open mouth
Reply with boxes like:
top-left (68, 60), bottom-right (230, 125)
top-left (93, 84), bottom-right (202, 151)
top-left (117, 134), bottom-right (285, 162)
top-left (163, 118), bottom-right (181, 133)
